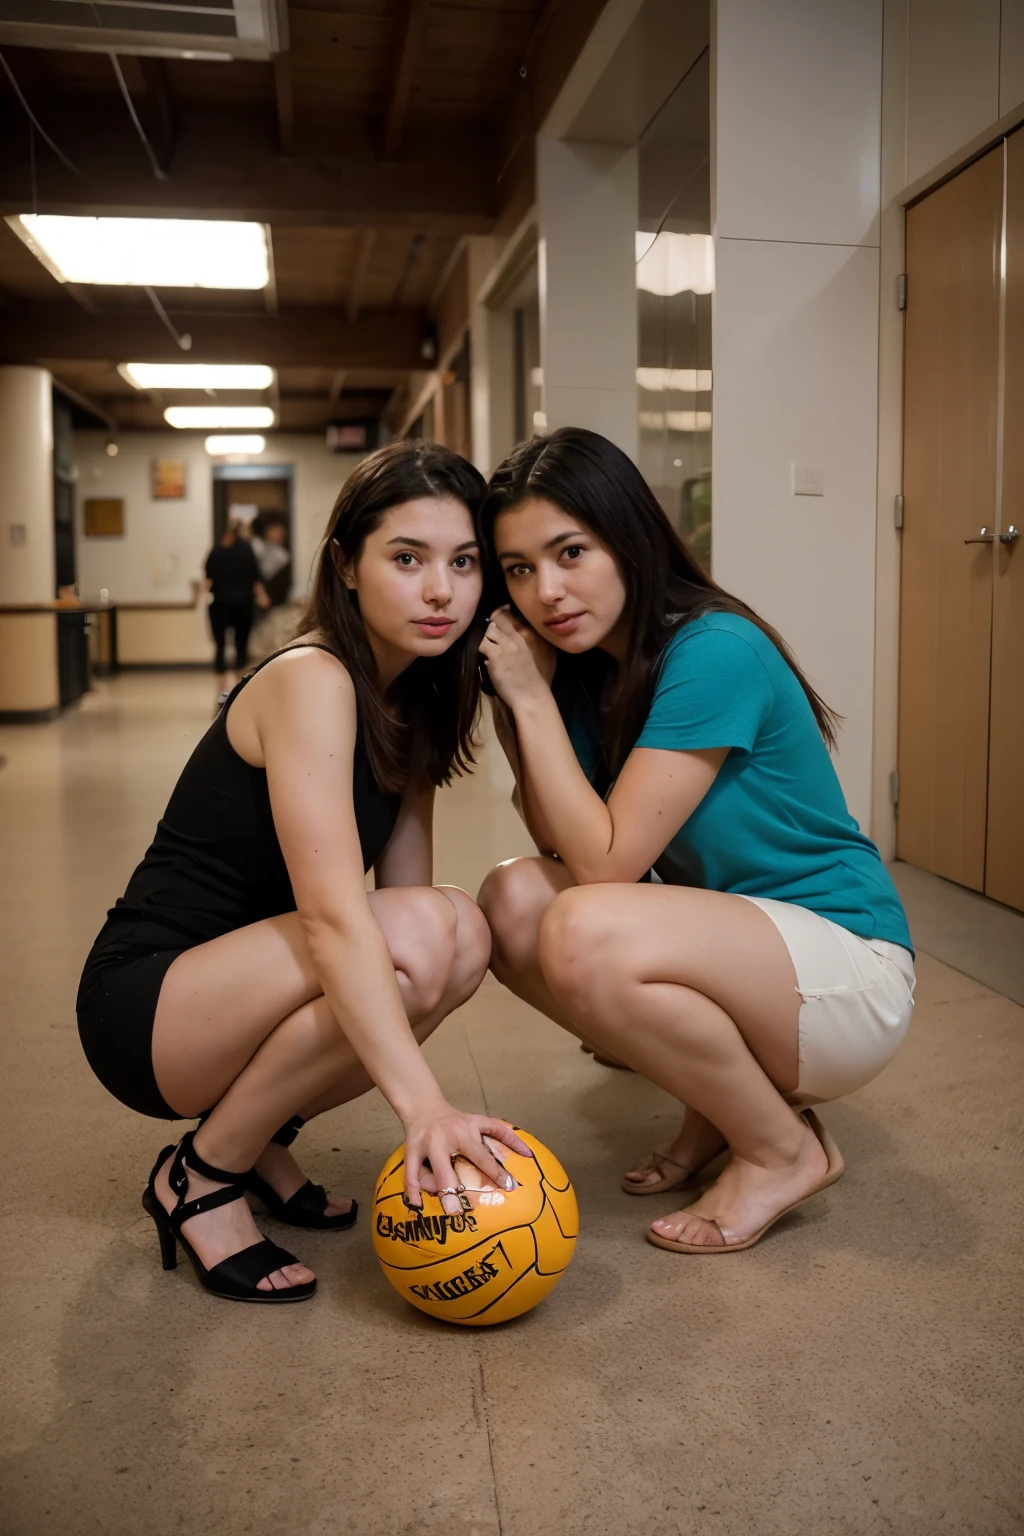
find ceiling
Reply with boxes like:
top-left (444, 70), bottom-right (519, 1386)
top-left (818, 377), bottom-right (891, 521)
top-left (0, 0), bottom-right (610, 434)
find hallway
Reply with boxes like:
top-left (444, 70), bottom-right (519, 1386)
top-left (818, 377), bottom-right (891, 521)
top-left (1, 673), bottom-right (1022, 1536)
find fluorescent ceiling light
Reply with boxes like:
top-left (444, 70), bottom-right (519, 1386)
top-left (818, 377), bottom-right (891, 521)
top-left (639, 410), bottom-right (712, 433)
top-left (205, 435), bottom-right (266, 456)
top-left (165, 406), bottom-right (275, 429)
top-left (120, 363), bottom-right (275, 391)
top-left (637, 368), bottom-right (713, 393)
top-left (635, 232), bottom-right (714, 297)
top-left (8, 216), bottom-right (269, 288)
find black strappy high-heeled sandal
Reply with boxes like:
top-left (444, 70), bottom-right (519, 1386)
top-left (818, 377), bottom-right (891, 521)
top-left (241, 1115), bottom-right (359, 1232)
top-left (141, 1131), bottom-right (317, 1303)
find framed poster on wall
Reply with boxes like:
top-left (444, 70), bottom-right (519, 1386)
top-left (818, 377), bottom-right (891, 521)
top-left (151, 459), bottom-right (186, 499)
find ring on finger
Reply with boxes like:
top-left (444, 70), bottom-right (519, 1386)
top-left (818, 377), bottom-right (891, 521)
top-left (437, 1185), bottom-right (466, 1196)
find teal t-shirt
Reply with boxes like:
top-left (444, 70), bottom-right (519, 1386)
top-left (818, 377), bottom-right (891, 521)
top-left (565, 614), bottom-right (912, 952)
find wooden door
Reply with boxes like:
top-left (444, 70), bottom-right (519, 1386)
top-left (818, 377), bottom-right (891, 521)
top-left (985, 130), bottom-right (1024, 910)
top-left (897, 146), bottom-right (1003, 889)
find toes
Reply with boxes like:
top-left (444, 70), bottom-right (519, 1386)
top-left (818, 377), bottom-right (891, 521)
top-left (325, 1195), bottom-right (353, 1217)
top-left (282, 1263), bottom-right (315, 1287)
top-left (651, 1212), bottom-right (724, 1247)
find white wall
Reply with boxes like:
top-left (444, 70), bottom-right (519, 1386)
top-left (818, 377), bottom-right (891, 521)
top-left (536, 136), bottom-right (639, 461)
top-left (0, 367), bottom-right (55, 606)
top-left (74, 432), bottom-right (364, 605)
top-left (711, 0), bottom-right (883, 832)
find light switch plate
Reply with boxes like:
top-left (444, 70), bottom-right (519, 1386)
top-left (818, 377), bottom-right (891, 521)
top-left (791, 463), bottom-right (824, 496)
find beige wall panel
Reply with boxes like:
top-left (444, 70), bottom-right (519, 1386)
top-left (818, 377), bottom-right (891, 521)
top-left (75, 434), bottom-right (363, 610)
top-left (1000, 0), bottom-right (1024, 117)
top-left (715, 0), bottom-right (882, 246)
top-left (536, 136), bottom-right (638, 462)
top-left (985, 130), bottom-right (1024, 910)
top-left (0, 613), bottom-right (59, 712)
top-left (117, 607), bottom-right (215, 666)
top-left (897, 145), bottom-right (1002, 888)
top-left (711, 239), bottom-right (881, 830)
top-left (906, 0), bottom-right (1000, 184)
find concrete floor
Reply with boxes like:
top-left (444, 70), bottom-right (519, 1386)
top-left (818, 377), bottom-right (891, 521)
top-left (1, 672), bottom-right (1022, 1536)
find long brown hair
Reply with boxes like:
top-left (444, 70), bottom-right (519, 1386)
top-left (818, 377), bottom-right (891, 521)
top-left (480, 428), bottom-right (839, 777)
top-left (301, 440), bottom-right (486, 791)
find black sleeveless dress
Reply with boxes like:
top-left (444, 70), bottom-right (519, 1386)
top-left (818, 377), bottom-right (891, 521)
top-left (76, 646), bottom-right (402, 1119)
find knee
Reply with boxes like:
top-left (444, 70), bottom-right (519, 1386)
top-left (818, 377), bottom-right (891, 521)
top-left (393, 886), bottom-right (458, 1017)
top-left (477, 858), bottom-right (552, 975)
top-left (437, 887), bottom-right (492, 1002)
top-left (537, 887), bottom-right (626, 1018)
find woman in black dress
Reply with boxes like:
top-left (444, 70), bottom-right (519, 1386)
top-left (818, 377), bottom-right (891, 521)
top-left (204, 519), bottom-right (269, 675)
top-left (77, 442), bottom-right (527, 1304)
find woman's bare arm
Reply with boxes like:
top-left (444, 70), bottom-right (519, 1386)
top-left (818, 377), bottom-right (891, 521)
top-left (489, 697), bottom-right (557, 855)
top-left (374, 779), bottom-right (434, 888)
top-left (482, 611), bottom-right (726, 884)
top-left (254, 649), bottom-right (527, 1202)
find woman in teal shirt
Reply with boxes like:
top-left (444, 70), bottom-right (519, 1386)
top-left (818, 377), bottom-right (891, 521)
top-left (477, 428), bottom-right (914, 1255)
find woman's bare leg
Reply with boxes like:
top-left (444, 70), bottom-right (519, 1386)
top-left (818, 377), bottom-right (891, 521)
top-left (537, 884), bottom-right (829, 1247)
top-left (479, 858), bottom-right (723, 1177)
top-left (149, 886), bottom-right (490, 1289)
top-left (478, 856), bottom-right (579, 1028)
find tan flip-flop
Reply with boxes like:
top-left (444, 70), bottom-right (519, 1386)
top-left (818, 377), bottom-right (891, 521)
top-left (620, 1146), bottom-right (722, 1196)
top-left (645, 1110), bottom-right (844, 1254)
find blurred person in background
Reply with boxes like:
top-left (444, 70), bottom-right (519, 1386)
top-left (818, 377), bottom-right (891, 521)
top-left (203, 516), bottom-right (270, 680)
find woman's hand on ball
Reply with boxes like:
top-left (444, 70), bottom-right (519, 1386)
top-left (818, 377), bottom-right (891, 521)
top-left (403, 1104), bottom-right (532, 1215)
top-left (479, 607), bottom-right (556, 707)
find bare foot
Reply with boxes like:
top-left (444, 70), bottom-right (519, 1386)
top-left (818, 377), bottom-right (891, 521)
top-left (650, 1118), bottom-right (829, 1249)
top-left (623, 1109), bottom-right (727, 1190)
top-left (155, 1149), bottom-right (315, 1291)
top-left (251, 1142), bottom-right (353, 1219)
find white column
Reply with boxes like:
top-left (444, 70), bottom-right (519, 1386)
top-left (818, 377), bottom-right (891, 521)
top-left (711, 0), bottom-right (883, 831)
top-left (0, 366), bottom-right (54, 605)
top-left (536, 136), bottom-right (638, 461)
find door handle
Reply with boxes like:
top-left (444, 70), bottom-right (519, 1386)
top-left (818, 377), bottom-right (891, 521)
top-left (964, 528), bottom-right (994, 544)
top-left (999, 524), bottom-right (1019, 545)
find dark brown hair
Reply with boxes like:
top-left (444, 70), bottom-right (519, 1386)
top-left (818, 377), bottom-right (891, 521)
top-left (301, 439), bottom-right (486, 791)
top-left (480, 427), bottom-right (839, 777)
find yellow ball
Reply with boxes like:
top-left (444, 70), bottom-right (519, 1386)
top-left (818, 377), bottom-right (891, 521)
top-left (372, 1128), bottom-right (578, 1326)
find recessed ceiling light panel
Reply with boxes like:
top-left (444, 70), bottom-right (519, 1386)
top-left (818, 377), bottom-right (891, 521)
top-left (8, 216), bottom-right (269, 289)
top-left (165, 406), bottom-right (275, 429)
top-left (120, 363), bottom-right (275, 391)
top-left (205, 435), bottom-right (267, 456)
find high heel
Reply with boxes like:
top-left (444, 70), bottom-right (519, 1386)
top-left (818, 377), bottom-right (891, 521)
top-left (241, 1115), bottom-right (358, 1231)
top-left (241, 1167), bottom-right (358, 1231)
top-left (141, 1133), bottom-right (317, 1303)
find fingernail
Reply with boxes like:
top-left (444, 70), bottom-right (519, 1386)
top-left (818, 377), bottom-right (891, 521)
top-left (503, 1174), bottom-right (515, 1191)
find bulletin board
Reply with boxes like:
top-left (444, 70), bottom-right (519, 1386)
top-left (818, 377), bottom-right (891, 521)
top-left (83, 498), bottom-right (125, 537)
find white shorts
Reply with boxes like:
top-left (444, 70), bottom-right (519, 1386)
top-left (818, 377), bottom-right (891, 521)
top-left (738, 895), bottom-right (916, 1105)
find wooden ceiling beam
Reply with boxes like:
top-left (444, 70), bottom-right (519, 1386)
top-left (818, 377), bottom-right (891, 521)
top-left (0, 110), bottom-right (497, 232)
top-left (273, 52), bottom-right (294, 158)
top-left (4, 304), bottom-right (429, 370)
top-left (382, 0), bottom-right (431, 160)
top-left (346, 229), bottom-right (375, 322)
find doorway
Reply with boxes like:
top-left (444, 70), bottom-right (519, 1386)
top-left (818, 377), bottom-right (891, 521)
top-left (212, 463), bottom-right (295, 608)
top-left (897, 130), bottom-right (1023, 912)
